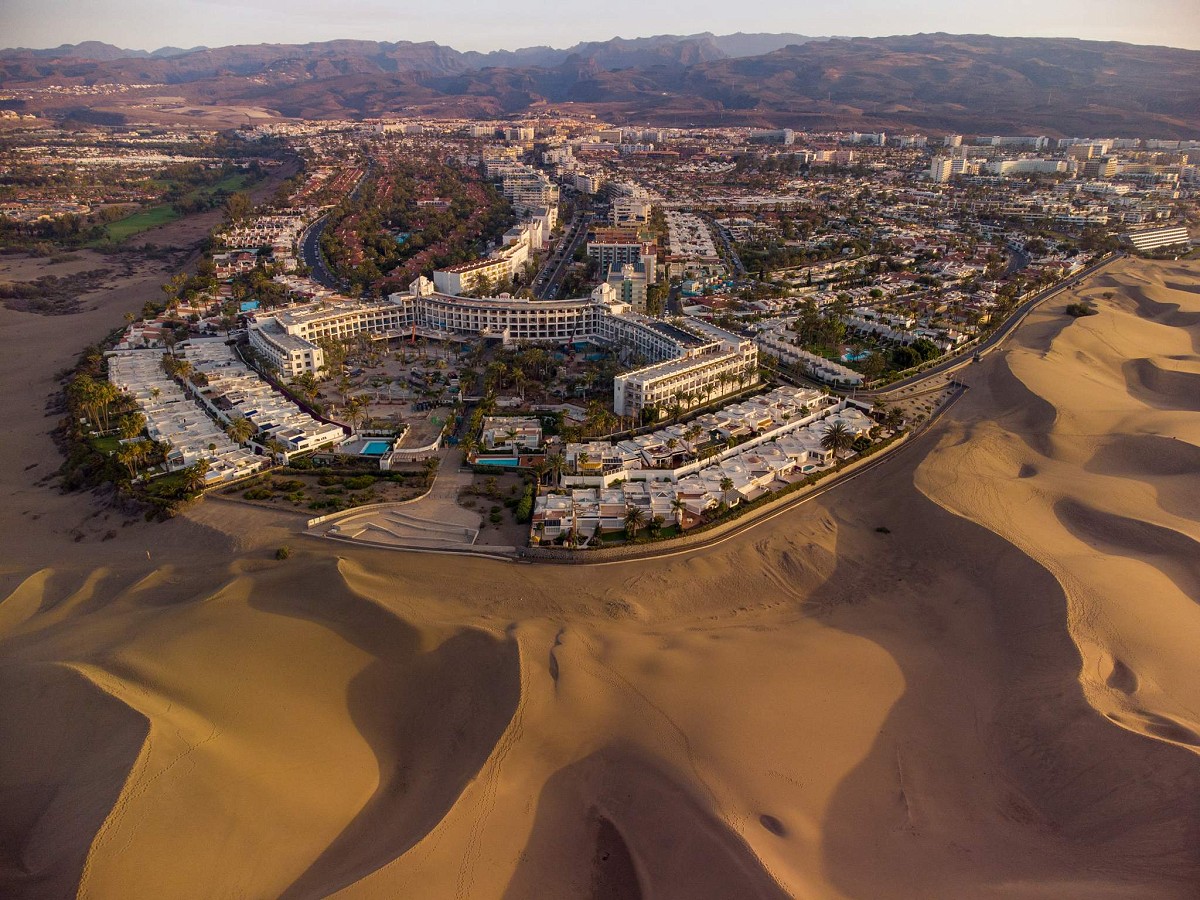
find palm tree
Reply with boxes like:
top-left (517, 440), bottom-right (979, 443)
top-left (265, 439), bottom-right (287, 463)
top-left (117, 411), bottom-right (146, 440)
top-left (576, 450), bottom-right (590, 473)
top-left (503, 426), bottom-right (520, 455)
top-left (345, 397), bottom-right (369, 432)
top-left (547, 453), bottom-right (565, 487)
top-left (531, 460), bottom-right (549, 494)
top-left (821, 421), bottom-right (855, 459)
top-left (670, 496), bottom-right (687, 528)
top-left (884, 407), bottom-right (905, 431)
top-left (227, 417), bottom-right (254, 444)
top-left (291, 372), bottom-right (319, 403)
top-left (719, 476), bottom-right (735, 507)
top-left (183, 458), bottom-right (210, 493)
top-left (116, 444), bottom-right (141, 479)
top-left (623, 506), bottom-right (646, 540)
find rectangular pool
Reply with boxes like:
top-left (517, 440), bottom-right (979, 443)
top-left (361, 440), bottom-right (392, 456)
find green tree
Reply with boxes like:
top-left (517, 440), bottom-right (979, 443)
top-left (821, 421), bottom-right (855, 459)
top-left (719, 476), bottom-right (735, 507)
top-left (623, 506), bottom-right (647, 540)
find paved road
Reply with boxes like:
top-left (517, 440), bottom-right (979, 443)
top-left (536, 212), bottom-right (592, 300)
top-left (298, 166), bottom-right (372, 292)
top-left (299, 215), bottom-right (341, 290)
top-left (708, 214), bottom-right (747, 276)
top-left (866, 252), bottom-right (1123, 397)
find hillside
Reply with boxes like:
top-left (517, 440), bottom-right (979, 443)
top-left (1, 33), bottom-right (1196, 136)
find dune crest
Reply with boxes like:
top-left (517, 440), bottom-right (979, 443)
top-left (916, 258), bottom-right (1200, 754)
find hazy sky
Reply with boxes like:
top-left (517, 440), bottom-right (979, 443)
top-left (3, 0), bottom-right (1198, 52)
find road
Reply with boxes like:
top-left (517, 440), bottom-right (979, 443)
top-left (535, 211), bottom-right (592, 300)
top-left (868, 251), bottom-right (1122, 397)
top-left (707, 214), bottom-right (747, 277)
top-left (298, 165), bottom-right (372, 292)
top-left (299, 215), bottom-right (341, 290)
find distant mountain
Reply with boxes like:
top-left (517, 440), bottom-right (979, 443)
top-left (1, 33), bottom-right (1197, 137)
top-left (0, 41), bottom-right (206, 61)
top-left (0, 41), bottom-right (150, 61)
top-left (0, 32), bottom-right (816, 71)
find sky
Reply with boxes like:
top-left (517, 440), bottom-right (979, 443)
top-left (2, 0), bottom-right (1198, 52)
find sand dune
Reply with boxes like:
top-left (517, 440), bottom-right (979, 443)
top-left (2, 258), bottom-right (1200, 899)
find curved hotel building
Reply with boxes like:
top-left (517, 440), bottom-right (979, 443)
top-left (248, 279), bottom-right (757, 420)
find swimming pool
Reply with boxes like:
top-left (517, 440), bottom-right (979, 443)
top-left (361, 440), bottom-right (392, 456)
top-left (841, 350), bottom-right (870, 362)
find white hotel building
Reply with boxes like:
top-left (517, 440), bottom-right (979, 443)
top-left (1121, 223), bottom-right (1192, 253)
top-left (248, 281), bottom-right (756, 417)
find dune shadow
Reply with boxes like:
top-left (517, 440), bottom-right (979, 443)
top-left (811, 430), bottom-right (1200, 897)
top-left (0, 662), bottom-right (149, 900)
top-left (1121, 284), bottom-right (1200, 353)
top-left (1122, 358), bottom-right (1200, 412)
top-left (243, 562), bottom-right (521, 900)
top-left (1053, 497), bottom-right (1200, 604)
top-left (1083, 433), bottom-right (1200, 521)
top-left (502, 747), bottom-right (790, 900)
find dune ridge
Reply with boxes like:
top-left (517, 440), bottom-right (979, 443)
top-left (1, 258), bottom-right (1199, 898)
top-left (915, 258), bottom-right (1200, 761)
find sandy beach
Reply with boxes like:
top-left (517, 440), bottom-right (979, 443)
top-left (1, 257), bottom-right (1198, 899)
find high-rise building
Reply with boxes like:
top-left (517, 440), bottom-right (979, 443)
top-left (1082, 156), bottom-right (1119, 178)
top-left (929, 156), bottom-right (954, 183)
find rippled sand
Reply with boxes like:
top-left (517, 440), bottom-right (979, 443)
top-left (2, 258), bottom-right (1198, 899)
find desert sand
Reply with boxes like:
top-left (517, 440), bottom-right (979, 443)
top-left (1, 257), bottom-right (1199, 899)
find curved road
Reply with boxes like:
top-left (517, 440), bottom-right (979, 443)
top-left (865, 251), bottom-right (1122, 397)
top-left (298, 165), bottom-right (373, 292)
top-left (299, 215), bottom-right (341, 290)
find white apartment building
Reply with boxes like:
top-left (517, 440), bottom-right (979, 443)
top-left (613, 320), bottom-right (758, 419)
top-left (1121, 224), bottom-right (1192, 252)
top-left (250, 318), bottom-right (327, 377)
top-left (930, 156), bottom-right (954, 183)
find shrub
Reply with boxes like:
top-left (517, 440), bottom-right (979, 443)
top-left (1065, 302), bottom-right (1098, 318)
top-left (343, 475), bottom-right (376, 490)
top-left (275, 546), bottom-right (292, 560)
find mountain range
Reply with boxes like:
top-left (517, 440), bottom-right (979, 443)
top-left (1, 32), bottom-right (1197, 137)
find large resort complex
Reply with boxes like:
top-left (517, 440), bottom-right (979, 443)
top-left (41, 102), bottom-right (1189, 550)
top-left (248, 281), bottom-right (758, 421)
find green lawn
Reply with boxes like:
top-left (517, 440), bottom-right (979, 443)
top-left (90, 434), bottom-right (122, 455)
top-left (96, 171), bottom-right (260, 244)
top-left (100, 205), bottom-right (181, 243)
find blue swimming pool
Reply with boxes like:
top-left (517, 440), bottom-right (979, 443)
top-left (477, 457), bottom-right (519, 467)
top-left (841, 350), bottom-right (870, 362)
top-left (361, 440), bottom-right (392, 455)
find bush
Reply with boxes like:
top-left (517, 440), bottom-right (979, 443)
top-left (343, 475), bottom-right (376, 490)
top-left (244, 487), bottom-right (273, 500)
top-left (1065, 302), bottom-right (1098, 318)
top-left (275, 546), bottom-right (292, 560)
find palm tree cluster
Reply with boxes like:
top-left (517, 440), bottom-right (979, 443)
top-left (67, 374), bottom-right (124, 432)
